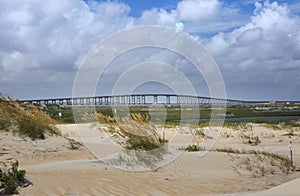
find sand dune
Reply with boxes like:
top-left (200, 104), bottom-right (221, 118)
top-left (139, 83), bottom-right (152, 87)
top-left (2, 123), bottom-right (299, 195)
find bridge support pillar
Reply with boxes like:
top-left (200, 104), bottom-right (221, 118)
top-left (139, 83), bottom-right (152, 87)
top-left (153, 95), bottom-right (158, 104)
top-left (131, 96), bottom-right (135, 105)
top-left (137, 96), bottom-right (140, 105)
top-left (67, 99), bottom-right (71, 105)
top-left (80, 98), bottom-right (84, 105)
top-left (166, 96), bottom-right (170, 105)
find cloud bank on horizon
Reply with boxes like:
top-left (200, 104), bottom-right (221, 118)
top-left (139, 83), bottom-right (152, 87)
top-left (0, 0), bottom-right (299, 100)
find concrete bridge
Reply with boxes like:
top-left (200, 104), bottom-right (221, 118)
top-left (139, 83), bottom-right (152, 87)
top-left (21, 94), bottom-right (271, 106)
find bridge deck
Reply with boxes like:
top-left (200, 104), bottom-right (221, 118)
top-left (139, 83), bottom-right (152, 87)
top-left (19, 94), bottom-right (287, 106)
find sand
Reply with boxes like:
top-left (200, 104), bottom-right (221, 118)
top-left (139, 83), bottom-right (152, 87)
top-left (1, 123), bottom-right (300, 195)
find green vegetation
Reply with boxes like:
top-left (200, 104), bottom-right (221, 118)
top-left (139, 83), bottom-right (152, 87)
top-left (0, 95), bottom-right (59, 140)
top-left (0, 161), bottom-right (30, 195)
top-left (40, 104), bottom-right (300, 126)
top-left (227, 106), bottom-right (300, 118)
top-left (179, 144), bottom-right (206, 152)
top-left (43, 104), bottom-right (75, 123)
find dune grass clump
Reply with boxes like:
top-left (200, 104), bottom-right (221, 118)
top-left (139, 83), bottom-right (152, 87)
top-left (0, 95), bottom-right (59, 140)
top-left (215, 147), bottom-right (243, 154)
top-left (122, 114), bottom-right (166, 151)
top-left (97, 112), bottom-right (168, 168)
top-left (232, 152), bottom-right (293, 177)
top-left (215, 147), bottom-right (294, 177)
top-left (95, 112), bottom-right (116, 124)
top-left (97, 112), bottom-right (166, 151)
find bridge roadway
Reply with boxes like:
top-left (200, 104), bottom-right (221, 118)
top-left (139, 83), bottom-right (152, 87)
top-left (21, 94), bottom-right (271, 106)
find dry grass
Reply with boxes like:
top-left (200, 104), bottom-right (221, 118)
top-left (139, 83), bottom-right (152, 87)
top-left (215, 147), bottom-right (294, 177)
top-left (97, 112), bottom-right (166, 151)
top-left (0, 95), bottom-right (59, 140)
top-left (96, 112), bottom-right (168, 169)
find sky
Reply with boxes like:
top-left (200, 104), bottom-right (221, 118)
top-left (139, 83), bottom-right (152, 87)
top-left (0, 0), bottom-right (299, 101)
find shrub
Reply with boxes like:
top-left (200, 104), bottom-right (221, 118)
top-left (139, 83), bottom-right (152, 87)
top-left (0, 161), bottom-right (31, 195)
top-left (181, 144), bottom-right (205, 152)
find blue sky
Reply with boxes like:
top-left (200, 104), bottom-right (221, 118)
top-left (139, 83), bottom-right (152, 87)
top-left (0, 0), bottom-right (299, 101)
top-left (120, 0), bottom-right (178, 16)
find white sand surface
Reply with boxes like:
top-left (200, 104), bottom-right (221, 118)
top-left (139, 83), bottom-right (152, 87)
top-left (1, 123), bottom-right (299, 195)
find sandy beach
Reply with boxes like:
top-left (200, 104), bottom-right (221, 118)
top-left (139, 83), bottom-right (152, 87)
top-left (2, 123), bottom-right (300, 195)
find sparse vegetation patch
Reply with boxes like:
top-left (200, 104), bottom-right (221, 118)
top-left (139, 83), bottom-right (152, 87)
top-left (215, 147), bottom-right (294, 177)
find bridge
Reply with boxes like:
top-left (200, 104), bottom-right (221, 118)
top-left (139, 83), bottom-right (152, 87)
top-left (21, 94), bottom-right (275, 106)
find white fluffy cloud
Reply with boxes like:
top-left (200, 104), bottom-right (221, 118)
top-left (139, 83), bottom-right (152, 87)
top-left (136, 8), bottom-right (177, 26)
top-left (0, 0), bottom-right (134, 98)
top-left (205, 1), bottom-right (300, 100)
top-left (177, 0), bottom-right (219, 21)
top-left (137, 0), bottom-right (220, 26)
top-left (206, 1), bottom-right (299, 68)
top-left (0, 0), bottom-right (299, 100)
top-left (136, 0), bottom-right (240, 33)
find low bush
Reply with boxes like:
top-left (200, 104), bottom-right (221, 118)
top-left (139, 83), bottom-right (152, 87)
top-left (178, 144), bottom-right (206, 152)
top-left (184, 144), bottom-right (205, 152)
top-left (0, 161), bottom-right (31, 195)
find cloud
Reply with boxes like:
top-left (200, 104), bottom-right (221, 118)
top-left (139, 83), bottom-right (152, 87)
top-left (235, 27), bottom-right (263, 46)
top-left (135, 0), bottom-right (244, 34)
top-left (0, 0), bottom-right (134, 98)
top-left (206, 1), bottom-right (299, 66)
top-left (175, 22), bottom-right (184, 32)
top-left (0, 0), bottom-right (299, 100)
top-left (1, 50), bottom-right (38, 71)
top-left (177, 0), bottom-right (219, 21)
top-left (136, 8), bottom-right (177, 26)
top-left (205, 1), bottom-right (300, 100)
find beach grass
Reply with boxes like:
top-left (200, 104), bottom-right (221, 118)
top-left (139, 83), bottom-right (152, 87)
top-left (0, 95), bottom-right (59, 140)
